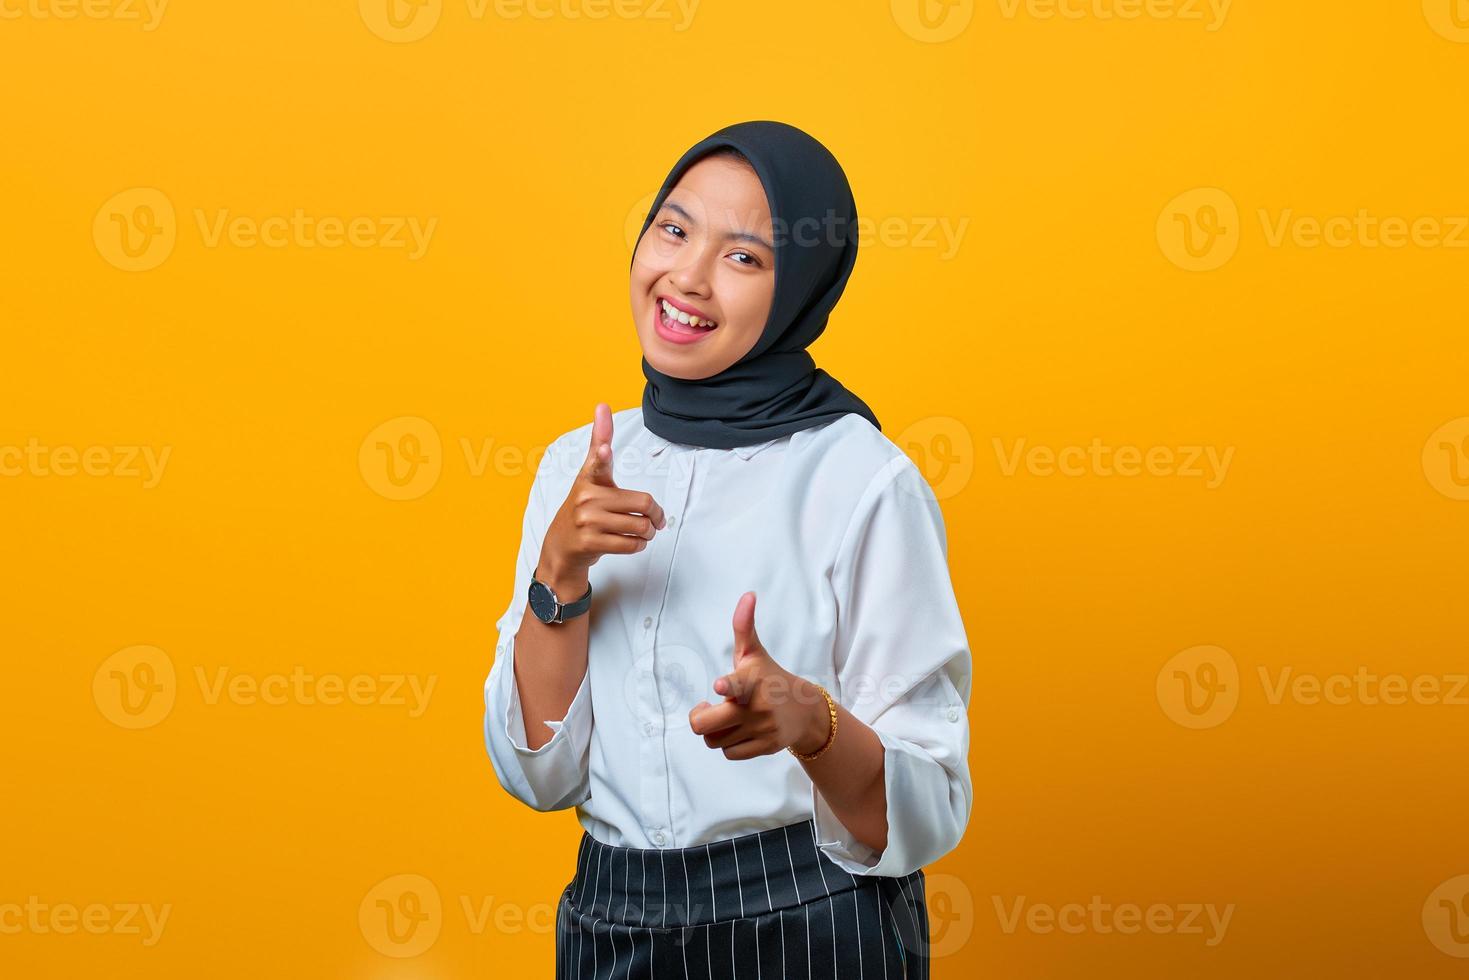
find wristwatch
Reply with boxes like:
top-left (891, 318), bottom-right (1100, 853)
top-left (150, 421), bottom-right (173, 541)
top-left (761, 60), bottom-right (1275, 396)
top-left (528, 572), bottom-right (593, 625)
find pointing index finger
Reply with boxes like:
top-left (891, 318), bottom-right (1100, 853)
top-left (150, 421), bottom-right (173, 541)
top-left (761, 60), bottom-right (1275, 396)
top-left (583, 402), bottom-right (617, 487)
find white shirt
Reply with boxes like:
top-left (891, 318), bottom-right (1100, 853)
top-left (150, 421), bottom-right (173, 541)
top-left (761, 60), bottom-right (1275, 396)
top-left (483, 406), bottom-right (972, 877)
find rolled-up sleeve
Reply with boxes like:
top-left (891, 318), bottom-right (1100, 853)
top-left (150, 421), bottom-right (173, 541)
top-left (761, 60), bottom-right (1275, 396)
top-left (812, 454), bottom-right (973, 877)
top-left (483, 441), bottom-right (594, 812)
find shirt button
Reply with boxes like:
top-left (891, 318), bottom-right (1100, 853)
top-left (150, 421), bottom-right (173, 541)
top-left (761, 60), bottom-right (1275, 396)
top-left (652, 830), bottom-right (666, 846)
top-left (643, 721), bottom-right (656, 736)
top-left (947, 705), bottom-right (961, 723)
top-left (667, 515), bottom-right (676, 527)
top-left (643, 616), bottom-right (652, 629)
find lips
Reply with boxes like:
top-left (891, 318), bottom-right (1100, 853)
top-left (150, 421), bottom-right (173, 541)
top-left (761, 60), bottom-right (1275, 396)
top-left (653, 295), bottom-right (717, 345)
top-left (657, 295), bottom-right (718, 329)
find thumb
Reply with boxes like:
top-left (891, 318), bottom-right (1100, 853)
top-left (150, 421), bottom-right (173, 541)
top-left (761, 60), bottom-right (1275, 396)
top-left (731, 590), bottom-right (764, 664)
top-left (582, 402), bottom-right (617, 488)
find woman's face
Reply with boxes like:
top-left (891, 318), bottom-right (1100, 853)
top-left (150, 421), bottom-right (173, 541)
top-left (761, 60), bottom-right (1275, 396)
top-left (630, 154), bottom-right (776, 380)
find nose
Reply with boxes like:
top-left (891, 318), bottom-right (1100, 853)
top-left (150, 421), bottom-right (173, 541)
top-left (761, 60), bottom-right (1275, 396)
top-left (667, 241), bottom-right (715, 299)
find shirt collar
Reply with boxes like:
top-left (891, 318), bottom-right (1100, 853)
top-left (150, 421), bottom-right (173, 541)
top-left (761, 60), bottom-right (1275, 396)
top-left (644, 427), bottom-right (780, 461)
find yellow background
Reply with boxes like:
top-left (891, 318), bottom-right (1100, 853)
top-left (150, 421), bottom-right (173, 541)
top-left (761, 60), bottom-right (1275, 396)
top-left (3, 0), bottom-right (1467, 976)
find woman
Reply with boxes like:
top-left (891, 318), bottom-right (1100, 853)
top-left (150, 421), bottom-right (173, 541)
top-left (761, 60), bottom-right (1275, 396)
top-left (484, 120), bottom-right (972, 979)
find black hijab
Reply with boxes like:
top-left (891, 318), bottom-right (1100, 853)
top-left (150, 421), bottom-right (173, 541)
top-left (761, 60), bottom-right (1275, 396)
top-left (630, 120), bottom-right (881, 450)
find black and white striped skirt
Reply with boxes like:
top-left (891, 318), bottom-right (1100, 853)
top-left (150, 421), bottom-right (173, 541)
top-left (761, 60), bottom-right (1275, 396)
top-left (555, 818), bottom-right (930, 979)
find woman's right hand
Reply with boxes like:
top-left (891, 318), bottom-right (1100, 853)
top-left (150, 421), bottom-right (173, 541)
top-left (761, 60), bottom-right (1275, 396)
top-left (537, 403), bottom-right (666, 592)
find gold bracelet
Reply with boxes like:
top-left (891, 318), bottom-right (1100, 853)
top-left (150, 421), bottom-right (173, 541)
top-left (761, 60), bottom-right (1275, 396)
top-left (788, 683), bottom-right (838, 762)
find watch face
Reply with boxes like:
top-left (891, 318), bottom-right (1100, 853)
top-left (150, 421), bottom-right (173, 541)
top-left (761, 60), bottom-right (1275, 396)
top-left (528, 579), bottom-right (559, 623)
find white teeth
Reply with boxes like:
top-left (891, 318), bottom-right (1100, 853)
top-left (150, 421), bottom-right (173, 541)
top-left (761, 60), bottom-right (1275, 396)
top-left (661, 299), bottom-right (715, 329)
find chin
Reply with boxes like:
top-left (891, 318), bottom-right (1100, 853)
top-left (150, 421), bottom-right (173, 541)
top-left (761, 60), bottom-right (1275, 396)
top-left (645, 354), bottom-right (707, 380)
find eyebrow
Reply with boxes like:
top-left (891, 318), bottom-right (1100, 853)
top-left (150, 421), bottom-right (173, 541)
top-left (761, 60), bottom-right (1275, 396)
top-left (659, 200), bottom-right (774, 252)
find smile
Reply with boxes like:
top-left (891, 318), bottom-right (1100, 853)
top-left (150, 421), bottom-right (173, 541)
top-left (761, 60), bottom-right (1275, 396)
top-left (654, 295), bottom-right (718, 344)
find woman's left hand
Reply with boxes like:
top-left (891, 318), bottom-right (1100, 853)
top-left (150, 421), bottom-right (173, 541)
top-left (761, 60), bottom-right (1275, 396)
top-left (688, 591), bottom-right (831, 760)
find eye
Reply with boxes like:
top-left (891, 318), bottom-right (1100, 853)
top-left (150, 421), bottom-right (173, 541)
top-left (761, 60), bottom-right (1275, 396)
top-left (730, 251), bottom-right (762, 267)
top-left (659, 221), bottom-right (686, 240)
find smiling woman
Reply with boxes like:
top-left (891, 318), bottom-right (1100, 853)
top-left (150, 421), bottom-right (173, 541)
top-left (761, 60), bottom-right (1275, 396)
top-left (629, 122), bottom-right (882, 450)
top-left (631, 148), bottom-right (775, 367)
top-left (484, 120), bottom-right (972, 980)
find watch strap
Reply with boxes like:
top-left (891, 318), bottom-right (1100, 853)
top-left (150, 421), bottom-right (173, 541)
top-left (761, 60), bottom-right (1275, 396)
top-left (555, 581), bottom-right (593, 621)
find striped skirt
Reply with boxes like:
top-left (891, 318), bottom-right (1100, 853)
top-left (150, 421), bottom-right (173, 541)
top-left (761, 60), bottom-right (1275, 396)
top-left (555, 818), bottom-right (930, 979)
